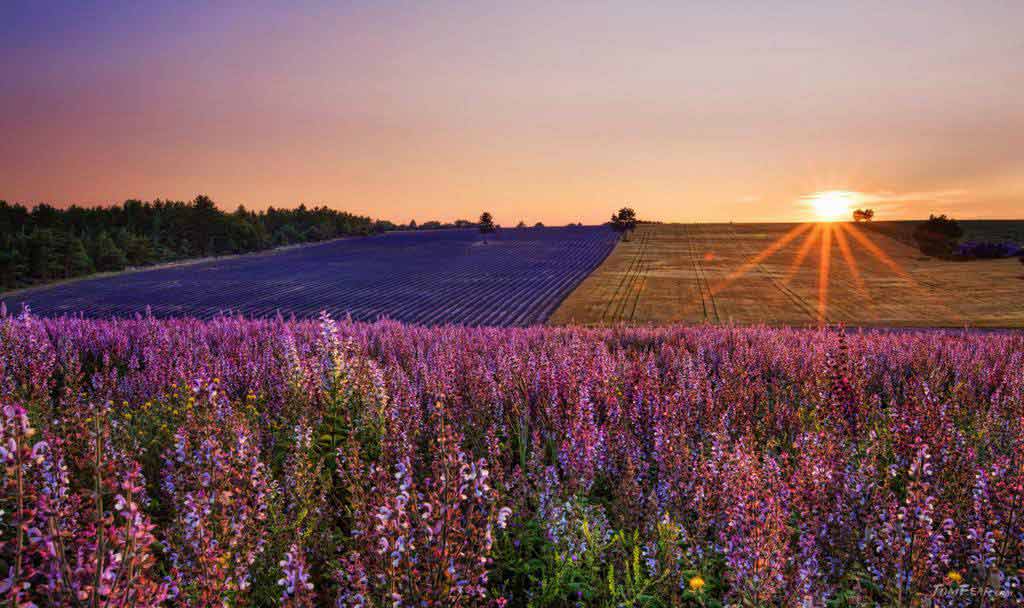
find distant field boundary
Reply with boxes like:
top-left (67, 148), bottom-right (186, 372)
top-left (533, 231), bottom-right (621, 323)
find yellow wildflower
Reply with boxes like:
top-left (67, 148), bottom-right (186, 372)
top-left (689, 576), bottom-right (705, 592)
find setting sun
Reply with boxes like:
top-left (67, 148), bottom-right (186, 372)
top-left (807, 190), bottom-right (856, 222)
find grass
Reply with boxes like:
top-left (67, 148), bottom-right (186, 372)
top-left (550, 221), bottom-right (1024, 328)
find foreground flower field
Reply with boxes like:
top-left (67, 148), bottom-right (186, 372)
top-left (1, 313), bottom-right (1022, 607)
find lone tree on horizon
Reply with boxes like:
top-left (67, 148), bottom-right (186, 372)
top-left (610, 207), bottom-right (637, 240)
top-left (479, 212), bottom-right (496, 235)
top-left (853, 208), bottom-right (875, 222)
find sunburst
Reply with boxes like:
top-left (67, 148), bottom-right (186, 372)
top-left (804, 190), bottom-right (857, 222)
top-left (706, 218), bottom-right (963, 326)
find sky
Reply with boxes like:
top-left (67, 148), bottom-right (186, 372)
top-left (1, 1), bottom-right (1022, 225)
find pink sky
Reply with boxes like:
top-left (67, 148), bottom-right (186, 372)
top-left (1, 1), bottom-right (1022, 224)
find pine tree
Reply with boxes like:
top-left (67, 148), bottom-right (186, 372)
top-left (124, 234), bottom-right (155, 266)
top-left (26, 228), bottom-right (61, 281)
top-left (0, 240), bottom-right (27, 289)
top-left (64, 235), bottom-right (94, 277)
top-left (93, 232), bottom-right (127, 272)
top-left (479, 212), bottom-right (496, 234)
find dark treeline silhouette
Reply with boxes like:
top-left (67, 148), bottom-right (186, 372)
top-left (0, 195), bottom-right (393, 291)
top-left (416, 219), bottom-right (477, 230)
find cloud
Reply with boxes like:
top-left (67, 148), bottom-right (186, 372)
top-left (852, 189), bottom-right (973, 216)
top-left (857, 189), bottom-right (969, 205)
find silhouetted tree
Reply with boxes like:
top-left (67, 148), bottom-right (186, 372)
top-left (516, 220), bottom-right (526, 228)
top-left (534, 222), bottom-right (545, 228)
top-left (610, 207), bottom-right (638, 240)
top-left (479, 212), bottom-right (496, 234)
top-left (852, 208), bottom-right (875, 222)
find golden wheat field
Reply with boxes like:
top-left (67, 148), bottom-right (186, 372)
top-left (549, 222), bottom-right (1024, 328)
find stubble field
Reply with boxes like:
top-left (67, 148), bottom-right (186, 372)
top-left (550, 222), bottom-right (1024, 328)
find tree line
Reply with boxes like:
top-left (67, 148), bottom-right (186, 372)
top-left (0, 197), bottom-right (634, 292)
top-left (0, 196), bottom-right (392, 291)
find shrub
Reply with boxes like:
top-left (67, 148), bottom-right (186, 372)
top-left (912, 214), bottom-right (964, 257)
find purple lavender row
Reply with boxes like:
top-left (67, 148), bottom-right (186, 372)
top-left (1, 226), bottom-right (617, 326)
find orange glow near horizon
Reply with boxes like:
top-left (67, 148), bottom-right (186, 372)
top-left (805, 191), bottom-right (857, 222)
top-left (2, 5), bottom-right (1022, 224)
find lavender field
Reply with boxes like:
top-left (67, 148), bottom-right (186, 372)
top-left (1, 227), bottom-right (617, 325)
top-left (1, 312), bottom-right (1022, 606)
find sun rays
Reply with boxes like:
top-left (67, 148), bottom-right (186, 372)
top-left (832, 225), bottom-right (866, 295)
top-left (817, 224), bottom-right (833, 323)
top-left (709, 222), bottom-right (814, 297)
top-left (707, 220), bottom-right (961, 326)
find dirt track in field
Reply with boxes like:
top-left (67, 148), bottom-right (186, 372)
top-left (549, 222), bottom-right (1024, 328)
